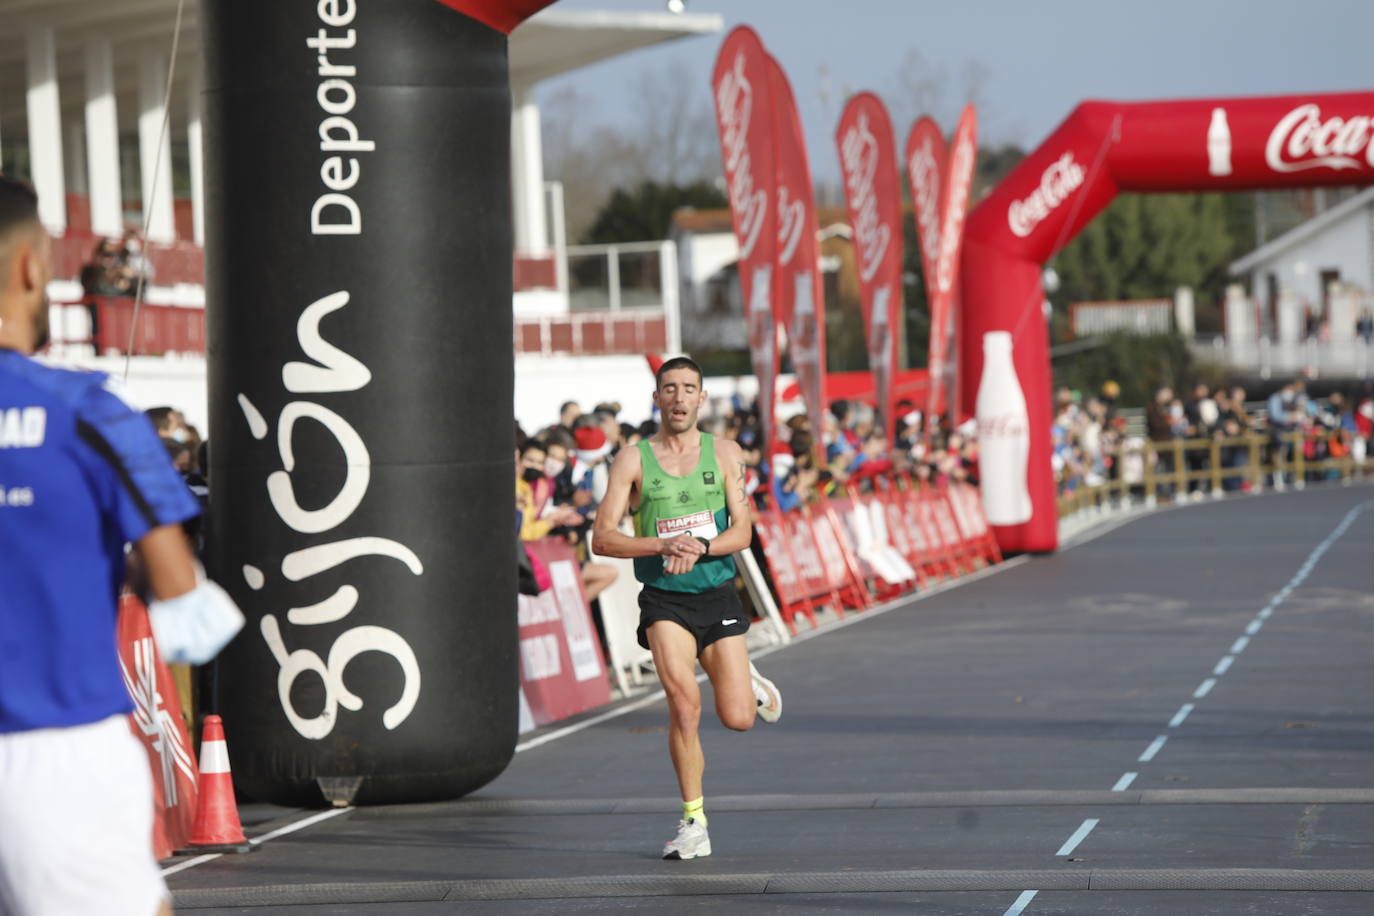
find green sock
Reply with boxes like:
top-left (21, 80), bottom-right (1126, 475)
top-left (683, 796), bottom-right (707, 827)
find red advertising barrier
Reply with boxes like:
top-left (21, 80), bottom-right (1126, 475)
top-left (518, 539), bottom-right (611, 728)
top-left (116, 595), bottom-right (199, 861)
top-left (752, 479), bottom-right (999, 621)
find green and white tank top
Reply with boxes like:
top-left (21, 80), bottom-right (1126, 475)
top-left (633, 433), bottom-right (736, 593)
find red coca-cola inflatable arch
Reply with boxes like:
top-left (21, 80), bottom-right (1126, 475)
top-left (961, 91), bottom-right (1374, 553)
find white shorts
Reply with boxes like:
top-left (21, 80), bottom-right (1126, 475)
top-left (0, 715), bottom-right (168, 916)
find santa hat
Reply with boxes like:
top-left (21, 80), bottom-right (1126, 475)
top-left (574, 426), bottom-right (611, 464)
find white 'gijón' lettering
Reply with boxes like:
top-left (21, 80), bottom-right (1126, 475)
top-left (242, 287), bottom-right (422, 740)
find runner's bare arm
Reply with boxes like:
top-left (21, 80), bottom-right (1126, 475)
top-left (708, 438), bottom-right (754, 556)
top-left (592, 446), bottom-right (697, 559)
top-left (135, 523), bottom-right (198, 599)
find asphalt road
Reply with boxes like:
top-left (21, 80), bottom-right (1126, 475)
top-left (168, 484), bottom-right (1374, 914)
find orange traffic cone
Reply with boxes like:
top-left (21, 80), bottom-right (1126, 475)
top-left (178, 715), bottom-right (253, 854)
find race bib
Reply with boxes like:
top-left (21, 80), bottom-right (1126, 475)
top-left (656, 510), bottom-right (719, 541)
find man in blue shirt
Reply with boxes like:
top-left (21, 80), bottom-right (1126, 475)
top-left (0, 177), bottom-right (243, 916)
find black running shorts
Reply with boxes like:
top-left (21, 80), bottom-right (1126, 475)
top-left (636, 581), bottom-right (750, 656)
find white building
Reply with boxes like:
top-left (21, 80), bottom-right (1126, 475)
top-left (0, 2), bottom-right (721, 431)
top-left (1222, 187), bottom-right (1374, 378)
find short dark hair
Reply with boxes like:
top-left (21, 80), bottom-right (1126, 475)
top-left (518, 438), bottom-right (547, 458)
top-left (655, 356), bottom-right (703, 388)
top-left (0, 178), bottom-right (41, 273)
top-left (0, 177), bottom-right (39, 238)
top-left (145, 406), bottom-right (176, 431)
top-left (543, 426), bottom-right (575, 450)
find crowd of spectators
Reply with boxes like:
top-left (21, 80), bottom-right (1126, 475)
top-left (514, 394), bottom-right (982, 543)
top-left (1053, 378), bottom-right (1374, 497)
top-left (513, 376), bottom-right (1373, 556)
top-left (77, 232), bottom-right (158, 344)
top-left (144, 406), bottom-right (208, 550)
top-left (79, 232), bottom-right (156, 298)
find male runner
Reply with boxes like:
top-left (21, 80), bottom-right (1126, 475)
top-left (0, 177), bottom-right (244, 915)
top-left (593, 356), bottom-right (781, 860)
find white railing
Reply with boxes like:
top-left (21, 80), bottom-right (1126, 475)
top-left (563, 240), bottom-right (680, 353)
top-left (1199, 336), bottom-right (1374, 379)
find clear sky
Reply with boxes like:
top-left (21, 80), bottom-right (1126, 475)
top-left (536, 0), bottom-right (1374, 184)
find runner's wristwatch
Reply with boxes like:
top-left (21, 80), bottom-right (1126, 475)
top-left (695, 536), bottom-right (711, 556)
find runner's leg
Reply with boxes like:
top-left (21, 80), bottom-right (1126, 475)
top-left (647, 620), bottom-right (706, 801)
top-left (699, 634), bottom-right (755, 731)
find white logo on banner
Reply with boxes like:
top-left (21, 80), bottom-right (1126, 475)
top-left (551, 560), bottom-right (603, 682)
top-left (1266, 104), bottom-right (1373, 173)
top-left (840, 111), bottom-right (891, 284)
top-left (243, 290), bottom-right (422, 741)
top-left (936, 137), bottom-right (975, 293)
top-left (716, 52), bottom-right (768, 260)
top-left (908, 137), bottom-right (942, 266)
top-left (120, 637), bottom-right (197, 807)
top-left (1007, 152), bottom-right (1085, 238)
top-left (776, 185), bottom-right (806, 266)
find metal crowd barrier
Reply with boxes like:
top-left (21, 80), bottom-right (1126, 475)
top-left (1058, 431), bottom-right (1374, 517)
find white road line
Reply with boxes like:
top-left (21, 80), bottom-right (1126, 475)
top-left (1168, 704), bottom-right (1195, 728)
top-left (1055, 818), bottom-right (1100, 857)
top-left (160, 807), bottom-right (352, 877)
top-left (1230, 636), bottom-right (1250, 654)
top-left (515, 554), bottom-right (1032, 753)
top-left (1138, 735), bottom-right (1168, 762)
top-left (1213, 656), bottom-right (1234, 676)
top-left (161, 853), bottom-right (219, 877)
top-left (1194, 678), bottom-right (1217, 698)
top-left (248, 806), bottom-right (351, 844)
top-left (1003, 889), bottom-right (1038, 916)
top-left (1245, 619), bottom-right (1263, 636)
top-left (1112, 772), bottom-right (1138, 792)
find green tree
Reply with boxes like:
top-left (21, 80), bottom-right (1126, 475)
top-left (582, 180), bottom-right (726, 245)
top-left (1048, 192), bottom-right (1257, 338)
top-left (1053, 332), bottom-right (1192, 408)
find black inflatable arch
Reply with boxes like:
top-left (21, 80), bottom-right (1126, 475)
top-left (203, 0), bottom-right (552, 806)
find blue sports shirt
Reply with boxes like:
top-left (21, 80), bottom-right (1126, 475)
top-left (0, 350), bottom-right (200, 733)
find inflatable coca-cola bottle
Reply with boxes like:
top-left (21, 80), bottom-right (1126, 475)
top-left (976, 331), bottom-right (1033, 526)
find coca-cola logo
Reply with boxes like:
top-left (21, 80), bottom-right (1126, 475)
top-left (978, 414), bottom-right (1027, 439)
top-left (1266, 104), bottom-right (1373, 173)
top-left (715, 52), bottom-right (768, 259)
top-left (840, 111), bottom-right (890, 284)
top-left (936, 136), bottom-right (975, 293)
top-left (908, 137), bottom-right (941, 266)
top-left (776, 185), bottom-right (805, 265)
top-left (1007, 151), bottom-right (1084, 238)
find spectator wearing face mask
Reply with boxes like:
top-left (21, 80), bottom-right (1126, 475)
top-left (515, 439), bottom-right (618, 604)
top-left (517, 440), bottom-right (581, 541)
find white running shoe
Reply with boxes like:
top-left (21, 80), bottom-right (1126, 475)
top-left (750, 662), bottom-right (782, 723)
top-left (662, 818), bottom-right (711, 860)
